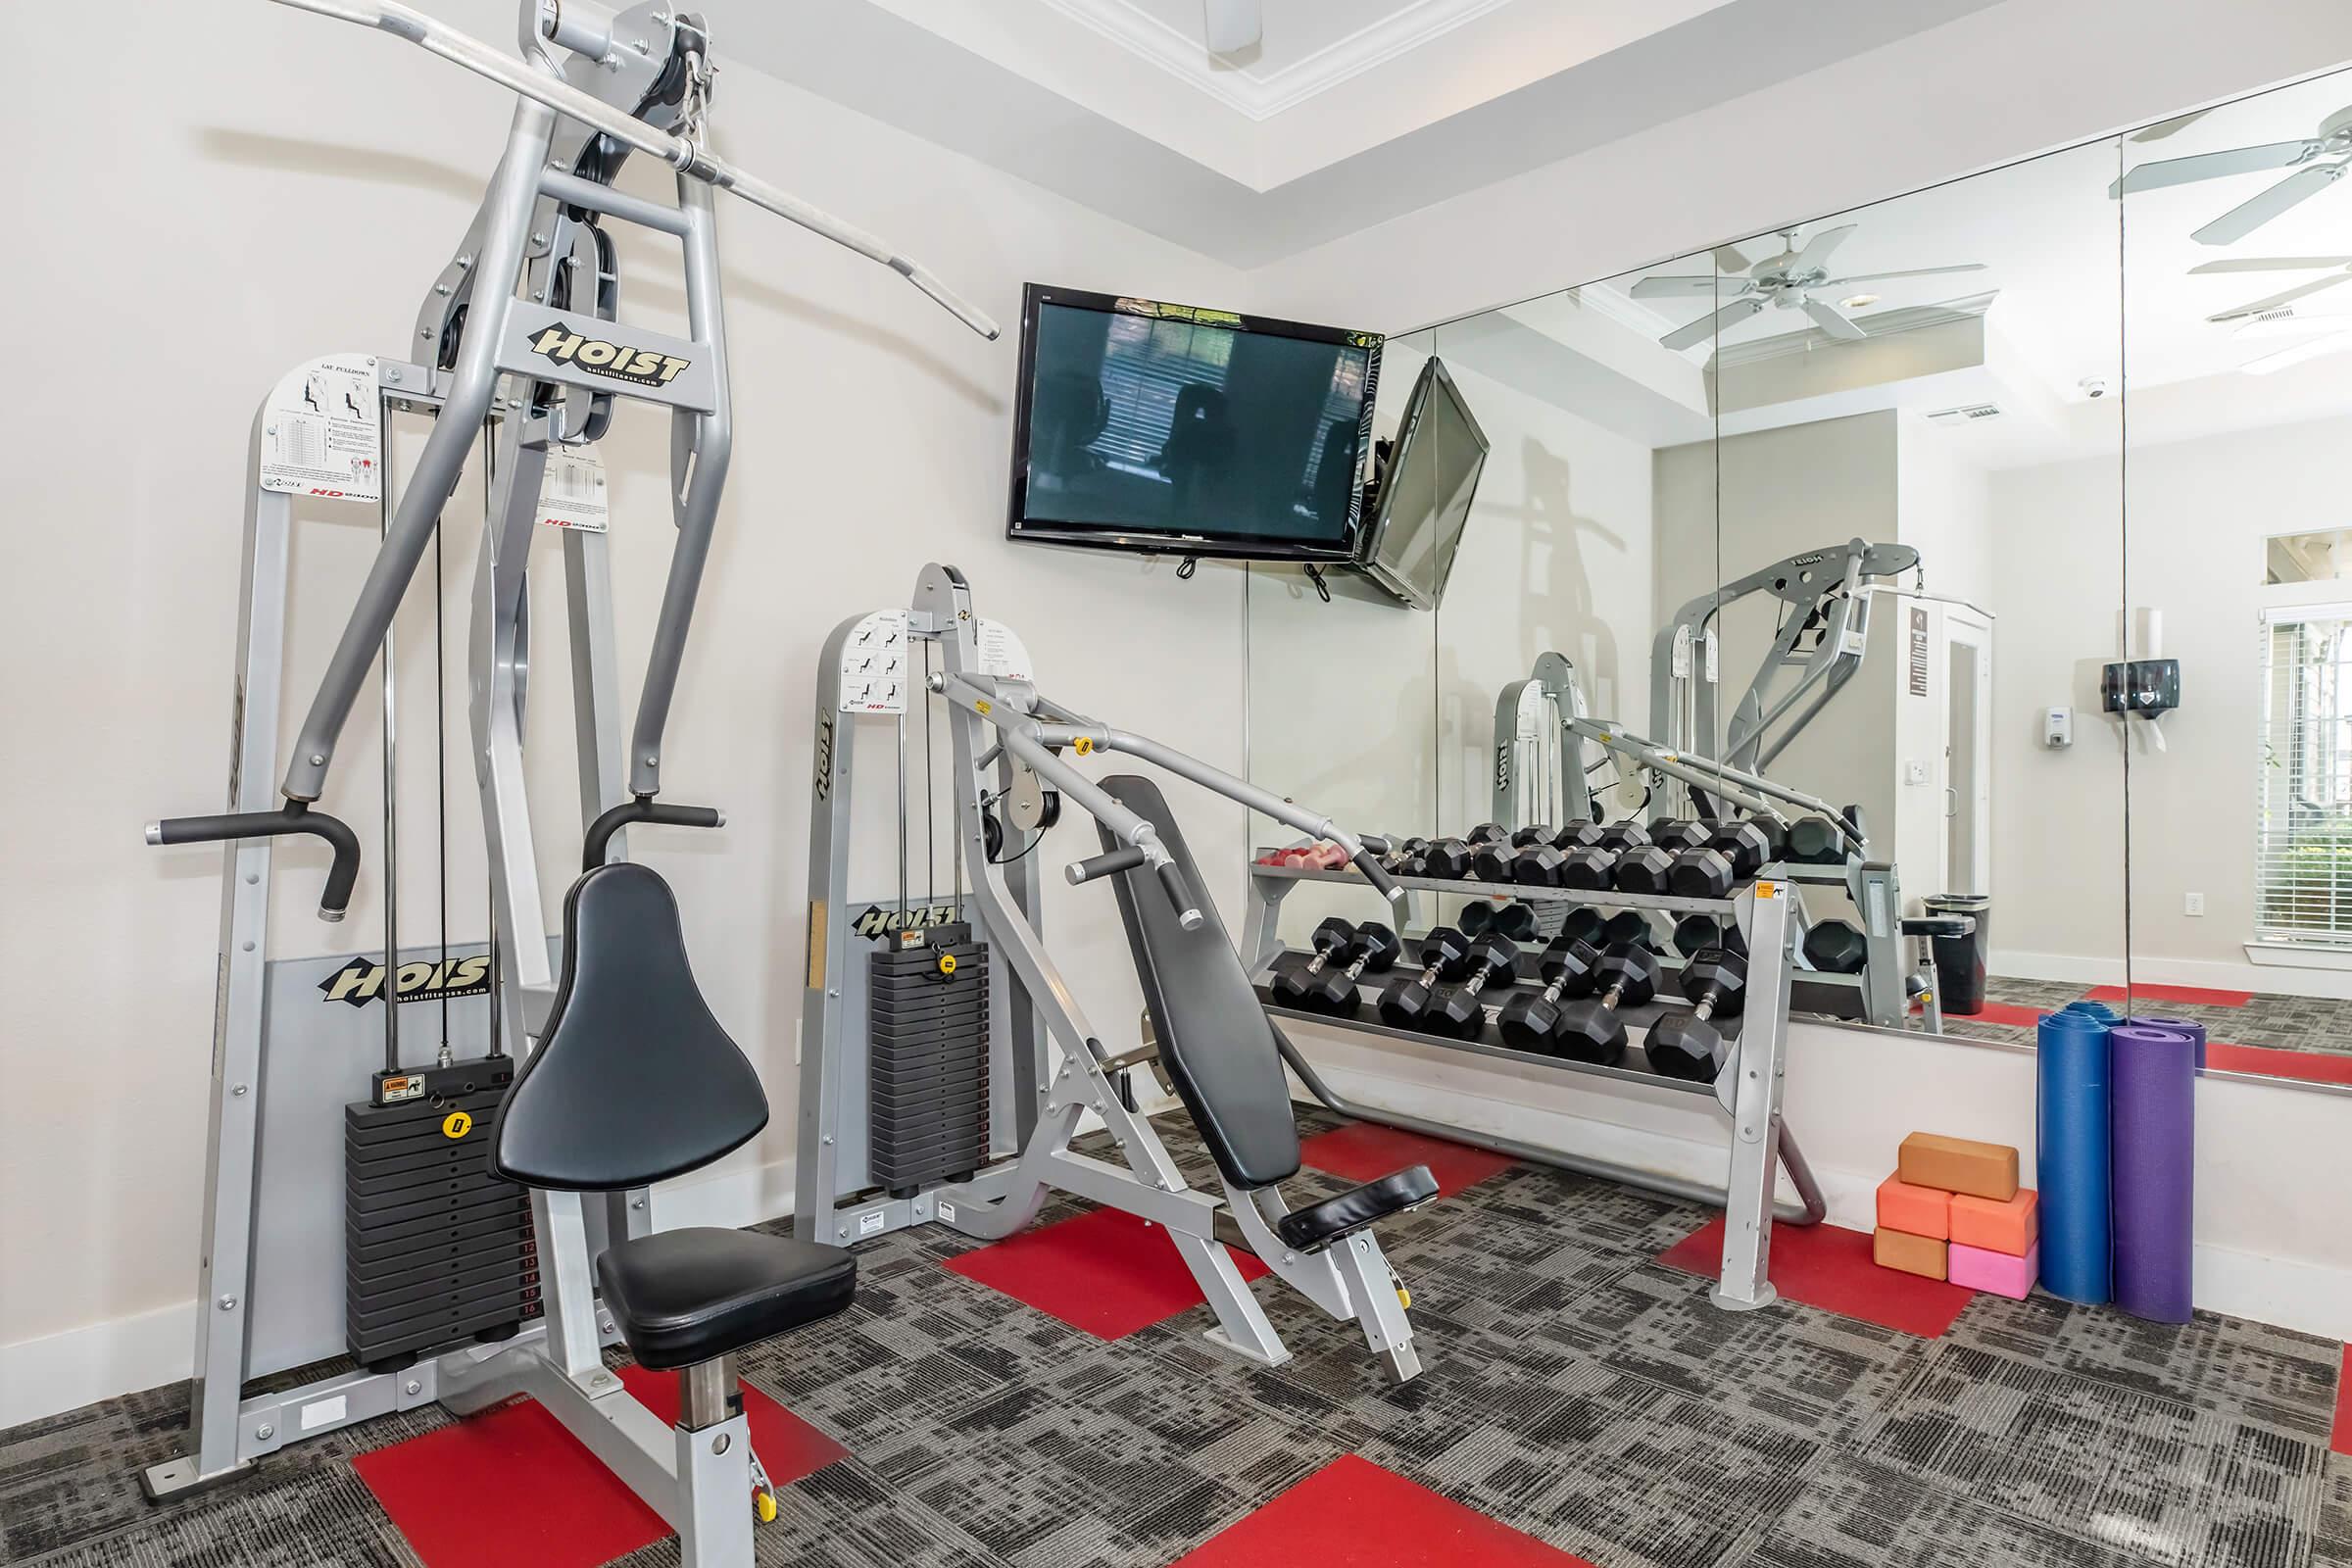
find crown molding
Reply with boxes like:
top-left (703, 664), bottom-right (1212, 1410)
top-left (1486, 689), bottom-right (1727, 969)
top-left (1031, 0), bottom-right (1521, 122)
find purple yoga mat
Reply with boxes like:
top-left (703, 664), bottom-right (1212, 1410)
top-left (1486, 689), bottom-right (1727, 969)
top-left (2109, 1024), bottom-right (2198, 1323)
top-left (2131, 1014), bottom-right (2207, 1070)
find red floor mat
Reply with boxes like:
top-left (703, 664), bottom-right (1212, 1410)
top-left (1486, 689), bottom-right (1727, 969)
top-left (1299, 1121), bottom-right (1516, 1199)
top-left (353, 1366), bottom-right (845, 1568)
top-left (2082, 982), bottom-right (2252, 1007)
top-left (2334, 1345), bottom-right (2351, 1457)
top-left (1171, 1453), bottom-right (1599, 1566)
top-left (1657, 1217), bottom-right (1975, 1338)
top-left (2204, 1040), bottom-right (2352, 1087)
top-left (944, 1204), bottom-right (1269, 1341)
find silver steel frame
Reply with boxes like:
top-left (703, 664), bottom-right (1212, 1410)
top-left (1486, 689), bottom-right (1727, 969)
top-left (1240, 865), bottom-right (1826, 1311)
top-left (798, 564), bottom-right (1428, 1381)
top-left (145, 6), bottom-right (992, 1555)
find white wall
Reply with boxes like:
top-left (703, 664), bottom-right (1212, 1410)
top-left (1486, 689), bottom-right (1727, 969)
top-left (0, 0), bottom-right (1255, 1420)
top-left (1984, 415), bottom-right (2352, 990)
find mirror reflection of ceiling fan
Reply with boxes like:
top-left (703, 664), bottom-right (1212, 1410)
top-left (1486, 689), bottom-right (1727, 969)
top-left (1633, 224), bottom-right (1987, 351)
top-left (2194, 255), bottom-right (2352, 374)
top-left (2113, 107), bottom-right (2352, 244)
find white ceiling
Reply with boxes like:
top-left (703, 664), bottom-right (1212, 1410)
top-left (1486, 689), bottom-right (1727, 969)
top-left (719, 0), bottom-right (2001, 266)
top-left (1438, 64), bottom-right (2352, 466)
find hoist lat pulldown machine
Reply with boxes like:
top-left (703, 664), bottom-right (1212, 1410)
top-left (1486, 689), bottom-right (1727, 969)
top-left (144, 3), bottom-right (993, 1559)
top-left (804, 566), bottom-right (1441, 1381)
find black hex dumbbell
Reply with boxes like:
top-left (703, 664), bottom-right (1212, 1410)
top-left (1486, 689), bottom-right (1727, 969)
top-left (1742, 816), bottom-right (1790, 864)
top-left (1470, 835), bottom-right (1518, 882)
top-left (1467, 822), bottom-right (1510, 847)
top-left (1378, 926), bottom-right (1473, 1028)
top-left (1787, 814), bottom-right (1849, 864)
top-left (1510, 824), bottom-right (1556, 849)
top-left (1429, 933), bottom-right (1519, 1039)
top-left (1552, 819), bottom-right (1608, 852)
top-left (1512, 841), bottom-right (1569, 886)
top-left (1304, 921), bottom-right (1402, 1015)
top-left (1594, 820), bottom-right (1651, 855)
top-left (1461, 900), bottom-right (1541, 943)
top-left (1646, 947), bottom-right (1746, 1082)
top-left (1380, 837), bottom-right (1432, 877)
top-left (1560, 906), bottom-right (1606, 948)
top-left (1648, 818), bottom-right (1712, 854)
top-left (1802, 918), bottom-right (1868, 974)
top-left (1422, 839), bottom-right (1475, 881)
top-left (1557, 845), bottom-right (1616, 891)
top-left (1496, 937), bottom-right (1604, 1054)
top-left (1598, 908), bottom-right (1655, 950)
top-left (1271, 917), bottom-right (1358, 1009)
top-left (1673, 913), bottom-right (1748, 960)
top-left (1550, 942), bottom-right (1663, 1065)
top-left (1613, 844), bottom-right (1677, 895)
top-left (1667, 819), bottom-right (1776, 899)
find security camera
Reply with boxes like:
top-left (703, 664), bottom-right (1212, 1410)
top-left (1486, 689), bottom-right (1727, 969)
top-left (2080, 376), bottom-right (2111, 399)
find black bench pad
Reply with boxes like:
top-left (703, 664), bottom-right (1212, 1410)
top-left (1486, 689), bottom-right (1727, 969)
top-left (1274, 1165), bottom-right (1438, 1253)
top-left (596, 1227), bottom-right (856, 1371)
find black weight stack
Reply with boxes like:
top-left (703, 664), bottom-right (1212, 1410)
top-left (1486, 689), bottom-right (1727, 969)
top-left (867, 923), bottom-right (991, 1197)
top-left (344, 1056), bottom-right (540, 1370)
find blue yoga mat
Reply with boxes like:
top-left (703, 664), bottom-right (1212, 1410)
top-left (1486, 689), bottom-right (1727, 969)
top-left (2037, 1010), bottom-right (2113, 1303)
top-left (2064, 1000), bottom-right (2121, 1023)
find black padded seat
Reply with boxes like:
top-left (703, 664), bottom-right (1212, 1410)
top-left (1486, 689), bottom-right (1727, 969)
top-left (1098, 776), bottom-right (1302, 1191)
top-left (1275, 1166), bottom-right (1439, 1253)
top-left (595, 1227), bottom-right (856, 1371)
top-left (491, 861), bottom-right (767, 1190)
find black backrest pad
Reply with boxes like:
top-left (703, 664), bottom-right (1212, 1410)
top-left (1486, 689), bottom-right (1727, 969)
top-left (491, 862), bottom-right (768, 1190)
top-left (1098, 775), bottom-right (1301, 1190)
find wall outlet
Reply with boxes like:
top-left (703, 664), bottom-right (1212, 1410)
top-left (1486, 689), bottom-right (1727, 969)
top-left (1905, 760), bottom-right (1929, 785)
top-left (2184, 892), bottom-right (2205, 916)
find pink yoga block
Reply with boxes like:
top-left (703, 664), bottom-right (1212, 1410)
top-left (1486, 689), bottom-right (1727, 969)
top-left (1948, 1240), bottom-right (2038, 1299)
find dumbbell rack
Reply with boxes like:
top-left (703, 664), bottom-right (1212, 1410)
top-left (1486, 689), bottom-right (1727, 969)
top-left (1240, 861), bottom-right (1828, 1312)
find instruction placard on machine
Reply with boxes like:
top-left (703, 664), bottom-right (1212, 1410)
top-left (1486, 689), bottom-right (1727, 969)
top-left (835, 612), bottom-right (1035, 714)
top-left (260, 355), bottom-right (382, 502)
top-left (538, 445), bottom-right (610, 532)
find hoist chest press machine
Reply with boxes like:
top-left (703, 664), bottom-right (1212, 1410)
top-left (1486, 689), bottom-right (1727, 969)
top-left (801, 565), bottom-right (1442, 1381)
top-left (141, 1), bottom-right (993, 1559)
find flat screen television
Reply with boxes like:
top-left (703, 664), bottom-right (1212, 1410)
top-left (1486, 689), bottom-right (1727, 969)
top-left (1005, 284), bottom-right (1384, 563)
top-left (1356, 355), bottom-right (1489, 611)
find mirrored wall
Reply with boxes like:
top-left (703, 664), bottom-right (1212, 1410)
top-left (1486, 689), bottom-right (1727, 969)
top-left (1247, 62), bottom-right (2352, 1089)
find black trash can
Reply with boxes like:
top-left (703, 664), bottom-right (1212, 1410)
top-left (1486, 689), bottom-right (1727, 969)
top-left (1925, 894), bottom-right (1990, 1015)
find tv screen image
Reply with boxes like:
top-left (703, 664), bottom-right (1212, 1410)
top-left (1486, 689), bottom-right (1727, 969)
top-left (1007, 285), bottom-right (1383, 562)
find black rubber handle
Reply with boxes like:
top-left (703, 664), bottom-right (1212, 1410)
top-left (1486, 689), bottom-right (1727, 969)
top-left (1358, 854), bottom-right (1405, 906)
top-left (150, 803), bottom-right (361, 922)
top-left (1156, 858), bottom-right (1205, 931)
top-left (584, 797), bottom-right (723, 870)
top-left (1066, 845), bottom-right (1147, 886)
top-left (1357, 833), bottom-right (1395, 856)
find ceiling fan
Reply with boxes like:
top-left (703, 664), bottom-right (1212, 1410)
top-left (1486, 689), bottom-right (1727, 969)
top-left (2113, 106), bottom-right (2352, 244)
top-left (2192, 256), bottom-right (2352, 321)
top-left (1632, 224), bottom-right (1987, 351)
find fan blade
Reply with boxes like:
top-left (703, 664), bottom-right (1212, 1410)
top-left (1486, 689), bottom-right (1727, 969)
top-left (1801, 297), bottom-right (1868, 341)
top-left (1818, 265), bottom-right (1989, 286)
top-left (2132, 110), bottom-right (2212, 143)
top-left (1660, 297), bottom-right (1765, 351)
top-left (1713, 243), bottom-right (1753, 274)
top-left (2188, 256), bottom-right (2352, 273)
top-left (2243, 329), bottom-right (2352, 376)
top-left (2208, 273), bottom-right (2352, 321)
top-left (1792, 224), bottom-right (1857, 273)
top-left (2235, 311), bottom-right (2352, 339)
top-left (1633, 274), bottom-right (1736, 298)
top-left (2195, 166), bottom-right (2345, 244)
top-left (2114, 139), bottom-right (2319, 195)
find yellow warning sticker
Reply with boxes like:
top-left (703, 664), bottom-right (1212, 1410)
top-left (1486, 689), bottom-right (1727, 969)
top-left (1756, 882), bottom-right (1779, 900)
top-left (442, 1110), bottom-right (473, 1139)
top-left (975, 699), bottom-right (992, 714)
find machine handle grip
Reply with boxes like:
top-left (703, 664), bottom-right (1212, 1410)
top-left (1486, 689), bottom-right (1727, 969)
top-left (584, 797), bottom-right (724, 870)
top-left (148, 804), bottom-right (361, 922)
top-left (1066, 846), bottom-right (1147, 886)
top-left (1356, 833), bottom-right (1395, 856)
top-left (1155, 858), bottom-right (1206, 932)
top-left (1357, 854), bottom-right (1406, 906)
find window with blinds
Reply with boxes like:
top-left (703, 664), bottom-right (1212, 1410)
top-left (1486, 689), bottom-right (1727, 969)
top-left (2256, 604), bottom-right (2352, 945)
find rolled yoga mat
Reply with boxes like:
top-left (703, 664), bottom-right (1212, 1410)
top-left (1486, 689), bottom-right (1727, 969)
top-left (2064, 1000), bottom-right (2121, 1023)
top-left (2109, 1023), bottom-right (2198, 1323)
top-left (2036, 1010), bottom-right (2112, 1303)
top-left (2131, 1013), bottom-right (2207, 1070)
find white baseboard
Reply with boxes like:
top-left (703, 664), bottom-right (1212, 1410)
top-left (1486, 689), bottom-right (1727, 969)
top-left (0, 1299), bottom-right (196, 1430)
top-left (0, 1159), bottom-right (803, 1433)
top-left (1988, 950), bottom-right (2127, 987)
top-left (2192, 1241), bottom-right (2352, 1342)
top-left (1994, 945), bottom-right (2352, 1001)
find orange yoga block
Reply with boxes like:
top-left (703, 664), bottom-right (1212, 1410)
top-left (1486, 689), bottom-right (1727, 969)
top-left (1897, 1132), bottom-right (2019, 1202)
top-left (1873, 1227), bottom-right (1948, 1281)
top-left (1950, 1189), bottom-right (2038, 1256)
top-left (1875, 1175), bottom-right (1951, 1241)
